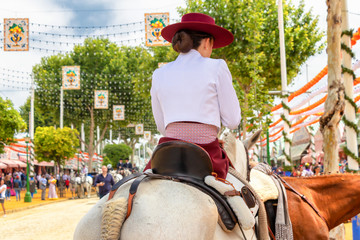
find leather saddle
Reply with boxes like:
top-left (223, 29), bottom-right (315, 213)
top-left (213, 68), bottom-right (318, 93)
top-left (108, 141), bottom-right (238, 231)
top-left (151, 141), bottom-right (213, 180)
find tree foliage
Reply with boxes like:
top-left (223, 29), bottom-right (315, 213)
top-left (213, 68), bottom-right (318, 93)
top-left (0, 97), bottom-right (26, 153)
top-left (179, 0), bottom-right (324, 137)
top-left (103, 143), bottom-right (133, 168)
top-left (34, 126), bottom-right (79, 168)
top-left (19, 97), bottom-right (57, 129)
top-left (32, 38), bottom-right (162, 169)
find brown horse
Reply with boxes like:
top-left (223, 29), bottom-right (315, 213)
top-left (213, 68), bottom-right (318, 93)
top-left (283, 174), bottom-right (360, 240)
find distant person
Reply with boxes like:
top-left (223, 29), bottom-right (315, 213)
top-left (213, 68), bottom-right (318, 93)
top-left (95, 165), bottom-right (114, 199)
top-left (48, 175), bottom-right (58, 200)
top-left (116, 159), bottom-right (123, 170)
top-left (290, 166), bottom-right (299, 177)
top-left (81, 164), bottom-right (88, 175)
top-left (123, 159), bottom-right (132, 170)
top-left (39, 175), bottom-right (47, 200)
top-left (0, 179), bottom-right (6, 217)
top-left (4, 173), bottom-right (12, 201)
top-left (20, 170), bottom-right (26, 189)
top-left (132, 163), bottom-right (139, 173)
top-left (313, 166), bottom-right (321, 176)
top-left (13, 175), bottom-right (22, 201)
top-left (301, 163), bottom-right (314, 177)
top-left (29, 176), bottom-right (36, 198)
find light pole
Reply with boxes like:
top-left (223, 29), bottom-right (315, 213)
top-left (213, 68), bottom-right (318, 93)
top-left (24, 136), bottom-right (32, 202)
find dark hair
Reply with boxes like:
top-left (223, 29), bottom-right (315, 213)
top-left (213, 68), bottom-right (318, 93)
top-left (172, 30), bottom-right (214, 53)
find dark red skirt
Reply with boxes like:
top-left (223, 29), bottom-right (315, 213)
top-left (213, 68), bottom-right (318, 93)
top-left (144, 137), bottom-right (229, 179)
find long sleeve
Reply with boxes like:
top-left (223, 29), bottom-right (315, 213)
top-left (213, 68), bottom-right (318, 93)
top-left (151, 74), bottom-right (166, 136)
top-left (216, 60), bottom-right (241, 129)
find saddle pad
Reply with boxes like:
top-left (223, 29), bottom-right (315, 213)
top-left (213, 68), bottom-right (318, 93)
top-left (249, 169), bottom-right (279, 202)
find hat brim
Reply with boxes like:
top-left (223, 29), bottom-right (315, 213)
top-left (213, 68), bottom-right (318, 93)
top-left (161, 22), bottom-right (234, 49)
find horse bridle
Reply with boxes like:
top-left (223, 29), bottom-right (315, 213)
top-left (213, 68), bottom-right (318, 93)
top-left (275, 174), bottom-right (330, 229)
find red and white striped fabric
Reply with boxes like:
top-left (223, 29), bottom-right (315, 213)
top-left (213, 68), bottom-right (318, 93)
top-left (165, 122), bottom-right (218, 144)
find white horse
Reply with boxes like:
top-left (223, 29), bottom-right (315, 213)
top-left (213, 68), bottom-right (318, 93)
top-left (69, 171), bottom-right (77, 199)
top-left (75, 173), bottom-right (93, 198)
top-left (82, 174), bottom-right (93, 198)
top-left (110, 170), bottom-right (123, 184)
top-left (74, 131), bottom-right (263, 240)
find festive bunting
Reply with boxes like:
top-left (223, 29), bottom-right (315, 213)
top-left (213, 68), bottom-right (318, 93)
top-left (94, 90), bottom-right (108, 109)
top-left (4, 18), bottom-right (29, 51)
top-left (135, 124), bottom-right (144, 135)
top-left (290, 95), bottom-right (327, 115)
top-left (144, 131), bottom-right (151, 140)
top-left (62, 66), bottom-right (80, 89)
top-left (113, 105), bottom-right (125, 120)
top-left (145, 12), bottom-right (170, 46)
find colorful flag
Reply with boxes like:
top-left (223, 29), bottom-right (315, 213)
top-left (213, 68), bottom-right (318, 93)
top-left (4, 18), bottom-right (29, 51)
top-left (144, 131), bottom-right (151, 141)
top-left (62, 66), bottom-right (80, 90)
top-left (135, 124), bottom-right (144, 135)
top-left (145, 12), bottom-right (170, 47)
top-left (113, 105), bottom-right (125, 120)
top-left (94, 90), bottom-right (109, 109)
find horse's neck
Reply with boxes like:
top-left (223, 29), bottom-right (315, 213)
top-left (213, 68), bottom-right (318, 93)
top-left (230, 140), bottom-right (248, 179)
top-left (285, 174), bottom-right (360, 228)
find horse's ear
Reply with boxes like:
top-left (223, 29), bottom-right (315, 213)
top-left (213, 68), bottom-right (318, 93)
top-left (243, 130), bottom-right (262, 150)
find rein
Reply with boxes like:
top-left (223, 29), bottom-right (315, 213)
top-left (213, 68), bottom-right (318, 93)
top-left (275, 175), bottom-right (330, 229)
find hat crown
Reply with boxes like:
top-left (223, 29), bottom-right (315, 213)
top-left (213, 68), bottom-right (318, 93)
top-left (181, 13), bottom-right (215, 25)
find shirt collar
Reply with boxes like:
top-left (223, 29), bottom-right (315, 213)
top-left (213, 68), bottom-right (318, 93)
top-left (177, 49), bottom-right (202, 59)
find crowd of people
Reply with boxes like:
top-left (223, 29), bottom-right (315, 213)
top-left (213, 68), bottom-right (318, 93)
top-left (272, 159), bottom-right (349, 177)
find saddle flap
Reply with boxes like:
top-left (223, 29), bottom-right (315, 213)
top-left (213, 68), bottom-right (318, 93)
top-left (151, 141), bottom-right (213, 180)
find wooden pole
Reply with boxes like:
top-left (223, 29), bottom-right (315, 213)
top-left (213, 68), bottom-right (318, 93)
top-left (320, 0), bottom-right (345, 174)
top-left (341, 0), bottom-right (359, 170)
top-left (277, 0), bottom-right (290, 163)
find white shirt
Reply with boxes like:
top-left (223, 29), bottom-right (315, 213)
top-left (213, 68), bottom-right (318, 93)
top-left (0, 184), bottom-right (6, 199)
top-left (301, 169), bottom-right (314, 177)
top-left (151, 49), bottom-right (241, 136)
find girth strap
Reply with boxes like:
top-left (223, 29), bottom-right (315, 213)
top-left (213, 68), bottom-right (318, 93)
top-left (108, 173), bottom-right (142, 201)
top-left (126, 174), bottom-right (149, 219)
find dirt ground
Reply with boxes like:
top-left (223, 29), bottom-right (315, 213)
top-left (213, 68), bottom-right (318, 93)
top-left (0, 196), bottom-right (98, 240)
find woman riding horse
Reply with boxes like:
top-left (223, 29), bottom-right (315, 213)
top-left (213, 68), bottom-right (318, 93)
top-left (144, 12), bottom-right (240, 179)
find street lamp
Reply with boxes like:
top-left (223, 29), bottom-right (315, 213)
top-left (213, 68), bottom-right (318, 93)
top-left (24, 136), bottom-right (32, 203)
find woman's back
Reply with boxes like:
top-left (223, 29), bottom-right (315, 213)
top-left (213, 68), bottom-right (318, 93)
top-left (152, 49), bottom-right (240, 135)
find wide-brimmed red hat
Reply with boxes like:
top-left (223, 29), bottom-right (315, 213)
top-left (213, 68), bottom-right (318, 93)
top-left (161, 13), bottom-right (234, 49)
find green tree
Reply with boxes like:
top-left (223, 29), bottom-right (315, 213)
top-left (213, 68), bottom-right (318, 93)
top-left (0, 97), bottom-right (26, 153)
top-left (179, 0), bottom-right (324, 138)
top-left (19, 97), bottom-right (57, 129)
top-left (34, 126), bottom-right (79, 170)
top-left (33, 38), bottom-right (157, 170)
top-left (103, 143), bottom-right (133, 168)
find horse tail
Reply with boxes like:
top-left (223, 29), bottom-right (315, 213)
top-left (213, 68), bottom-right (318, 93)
top-left (101, 197), bottom-right (127, 240)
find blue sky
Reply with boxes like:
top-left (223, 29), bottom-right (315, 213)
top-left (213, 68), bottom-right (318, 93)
top-left (0, 0), bottom-right (359, 109)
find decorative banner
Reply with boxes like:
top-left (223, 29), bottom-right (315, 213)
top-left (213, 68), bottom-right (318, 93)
top-left (94, 90), bottom-right (108, 109)
top-left (135, 124), bottom-right (144, 135)
top-left (158, 62), bottom-right (168, 68)
top-left (62, 66), bottom-right (80, 89)
top-left (144, 131), bottom-right (151, 140)
top-left (113, 105), bottom-right (125, 120)
top-left (4, 18), bottom-right (29, 51)
top-left (145, 12), bottom-right (170, 47)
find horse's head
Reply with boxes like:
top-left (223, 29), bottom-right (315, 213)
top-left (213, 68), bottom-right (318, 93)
top-left (222, 130), bottom-right (262, 178)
